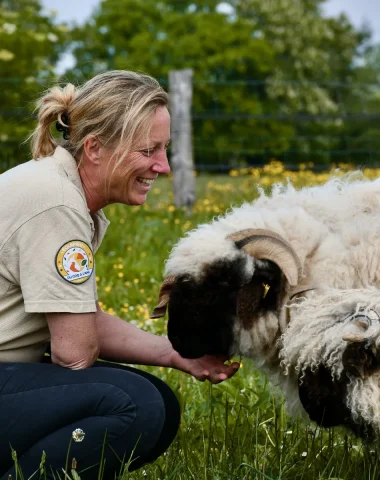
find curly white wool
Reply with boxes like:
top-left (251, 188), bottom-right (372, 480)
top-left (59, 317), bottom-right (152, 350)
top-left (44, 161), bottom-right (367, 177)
top-left (164, 172), bottom-right (380, 432)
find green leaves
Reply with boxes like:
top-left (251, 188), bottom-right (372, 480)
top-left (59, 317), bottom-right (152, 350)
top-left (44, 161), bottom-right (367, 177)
top-left (0, 0), bottom-right (68, 166)
top-left (65, 0), bottom-right (377, 167)
top-left (2, 0), bottom-right (379, 170)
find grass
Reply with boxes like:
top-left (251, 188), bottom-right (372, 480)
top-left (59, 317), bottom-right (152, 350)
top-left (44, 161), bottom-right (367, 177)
top-left (10, 163), bottom-right (380, 479)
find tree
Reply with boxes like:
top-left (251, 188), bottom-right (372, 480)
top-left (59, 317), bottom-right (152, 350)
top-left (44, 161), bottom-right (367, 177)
top-left (338, 43), bottom-right (380, 165)
top-left (68, 0), bottom-right (374, 167)
top-left (68, 0), bottom-right (279, 168)
top-left (236, 0), bottom-right (373, 164)
top-left (0, 0), bottom-right (67, 168)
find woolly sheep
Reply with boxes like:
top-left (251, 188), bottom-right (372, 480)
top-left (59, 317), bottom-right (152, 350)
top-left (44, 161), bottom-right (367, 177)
top-left (151, 173), bottom-right (380, 438)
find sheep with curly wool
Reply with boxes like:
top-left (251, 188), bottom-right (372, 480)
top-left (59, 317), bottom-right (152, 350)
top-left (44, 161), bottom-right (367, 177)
top-left (151, 174), bottom-right (380, 438)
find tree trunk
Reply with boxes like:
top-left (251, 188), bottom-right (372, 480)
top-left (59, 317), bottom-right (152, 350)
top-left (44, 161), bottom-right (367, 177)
top-left (169, 69), bottom-right (196, 214)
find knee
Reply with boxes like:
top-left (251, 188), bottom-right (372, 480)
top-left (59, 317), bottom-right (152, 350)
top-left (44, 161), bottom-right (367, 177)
top-left (89, 366), bottom-right (181, 467)
top-left (129, 378), bottom-right (181, 471)
top-left (158, 379), bottom-right (181, 436)
top-left (98, 368), bottom-right (168, 450)
top-left (129, 370), bottom-right (181, 441)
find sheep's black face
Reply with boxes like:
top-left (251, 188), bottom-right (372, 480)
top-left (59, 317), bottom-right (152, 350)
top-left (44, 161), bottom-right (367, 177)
top-left (167, 258), bottom-right (248, 359)
top-left (298, 365), bottom-right (374, 439)
top-left (298, 365), bottom-right (352, 427)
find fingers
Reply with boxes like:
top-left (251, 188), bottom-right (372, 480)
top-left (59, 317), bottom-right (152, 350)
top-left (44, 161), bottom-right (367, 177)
top-left (190, 356), bottom-right (241, 384)
top-left (220, 362), bottom-right (240, 381)
top-left (199, 362), bottom-right (240, 384)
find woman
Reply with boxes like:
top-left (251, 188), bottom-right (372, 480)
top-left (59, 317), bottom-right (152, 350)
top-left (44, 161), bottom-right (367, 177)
top-left (0, 70), bottom-right (240, 479)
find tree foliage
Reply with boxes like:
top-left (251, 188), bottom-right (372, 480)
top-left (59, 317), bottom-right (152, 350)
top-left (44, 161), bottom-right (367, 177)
top-left (2, 0), bottom-right (379, 169)
top-left (0, 0), bottom-right (67, 166)
top-left (66, 0), bottom-right (377, 167)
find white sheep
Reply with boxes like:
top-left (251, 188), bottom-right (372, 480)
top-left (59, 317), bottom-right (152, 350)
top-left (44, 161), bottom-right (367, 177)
top-left (151, 173), bottom-right (380, 438)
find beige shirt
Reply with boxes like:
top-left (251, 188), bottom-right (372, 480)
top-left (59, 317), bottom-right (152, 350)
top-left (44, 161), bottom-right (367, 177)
top-left (0, 146), bottom-right (109, 363)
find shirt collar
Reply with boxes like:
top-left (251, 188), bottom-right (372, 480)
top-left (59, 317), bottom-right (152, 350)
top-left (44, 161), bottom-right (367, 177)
top-left (52, 145), bottom-right (84, 194)
top-left (52, 146), bottom-right (110, 250)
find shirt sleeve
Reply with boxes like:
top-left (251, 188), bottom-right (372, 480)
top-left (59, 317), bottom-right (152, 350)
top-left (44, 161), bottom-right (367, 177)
top-left (15, 206), bottom-right (98, 313)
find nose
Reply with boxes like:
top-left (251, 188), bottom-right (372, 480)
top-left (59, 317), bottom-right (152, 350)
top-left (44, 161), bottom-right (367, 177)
top-left (152, 150), bottom-right (170, 175)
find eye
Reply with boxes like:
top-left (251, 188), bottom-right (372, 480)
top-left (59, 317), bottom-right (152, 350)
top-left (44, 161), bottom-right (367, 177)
top-left (140, 148), bottom-right (155, 157)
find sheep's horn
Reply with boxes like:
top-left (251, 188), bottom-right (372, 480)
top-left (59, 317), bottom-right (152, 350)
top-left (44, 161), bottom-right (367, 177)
top-left (150, 275), bottom-right (176, 319)
top-left (228, 228), bottom-right (302, 286)
top-left (342, 310), bottom-right (380, 343)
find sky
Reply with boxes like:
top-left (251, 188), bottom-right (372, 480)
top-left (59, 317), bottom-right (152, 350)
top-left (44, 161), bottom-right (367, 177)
top-left (41, 0), bottom-right (380, 72)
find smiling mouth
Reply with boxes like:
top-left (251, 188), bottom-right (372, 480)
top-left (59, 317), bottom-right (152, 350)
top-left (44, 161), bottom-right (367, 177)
top-left (137, 177), bottom-right (155, 186)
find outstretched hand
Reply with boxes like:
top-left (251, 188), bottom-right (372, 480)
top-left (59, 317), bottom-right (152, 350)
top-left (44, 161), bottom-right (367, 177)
top-left (170, 351), bottom-right (240, 384)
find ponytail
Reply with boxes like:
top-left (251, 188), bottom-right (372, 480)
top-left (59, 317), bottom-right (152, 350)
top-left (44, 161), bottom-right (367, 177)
top-left (30, 83), bottom-right (76, 159)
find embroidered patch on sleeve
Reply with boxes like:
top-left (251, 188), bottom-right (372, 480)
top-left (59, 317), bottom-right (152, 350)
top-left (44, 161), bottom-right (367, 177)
top-left (55, 240), bottom-right (94, 284)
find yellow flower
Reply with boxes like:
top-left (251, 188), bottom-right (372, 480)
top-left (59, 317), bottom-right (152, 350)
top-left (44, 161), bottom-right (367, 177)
top-left (104, 285), bottom-right (112, 293)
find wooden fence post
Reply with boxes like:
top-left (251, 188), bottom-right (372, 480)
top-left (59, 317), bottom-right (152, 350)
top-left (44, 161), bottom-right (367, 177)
top-left (168, 68), bottom-right (196, 214)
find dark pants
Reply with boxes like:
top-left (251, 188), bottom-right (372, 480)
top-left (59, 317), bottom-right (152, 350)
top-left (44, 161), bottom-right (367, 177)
top-left (0, 360), bottom-right (180, 479)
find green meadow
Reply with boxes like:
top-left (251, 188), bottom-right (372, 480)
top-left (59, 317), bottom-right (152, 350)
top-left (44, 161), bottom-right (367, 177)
top-left (13, 165), bottom-right (380, 479)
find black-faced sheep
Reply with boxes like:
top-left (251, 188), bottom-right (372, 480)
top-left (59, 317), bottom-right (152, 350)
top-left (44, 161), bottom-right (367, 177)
top-left (151, 174), bottom-right (380, 438)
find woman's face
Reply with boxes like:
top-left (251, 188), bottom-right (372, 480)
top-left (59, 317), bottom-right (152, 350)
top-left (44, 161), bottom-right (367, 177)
top-left (100, 106), bottom-right (171, 206)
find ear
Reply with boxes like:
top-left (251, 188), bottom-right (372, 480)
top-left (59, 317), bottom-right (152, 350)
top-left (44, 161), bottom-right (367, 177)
top-left (236, 280), bottom-right (264, 329)
top-left (150, 275), bottom-right (176, 319)
top-left (83, 135), bottom-right (102, 166)
top-left (236, 261), bottom-right (282, 329)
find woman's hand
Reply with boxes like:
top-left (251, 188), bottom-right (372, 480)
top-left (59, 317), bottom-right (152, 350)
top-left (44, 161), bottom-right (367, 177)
top-left (170, 350), bottom-right (240, 384)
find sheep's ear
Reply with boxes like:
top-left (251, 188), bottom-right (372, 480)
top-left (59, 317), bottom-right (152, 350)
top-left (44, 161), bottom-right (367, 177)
top-left (228, 228), bottom-right (302, 286)
top-left (236, 280), bottom-right (265, 329)
top-left (150, 275), bottom-right (176, 319)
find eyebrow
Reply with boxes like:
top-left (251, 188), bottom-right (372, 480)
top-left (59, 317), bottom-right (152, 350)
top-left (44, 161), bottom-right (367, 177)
top-left (137, 139), bottom-right (171, 148)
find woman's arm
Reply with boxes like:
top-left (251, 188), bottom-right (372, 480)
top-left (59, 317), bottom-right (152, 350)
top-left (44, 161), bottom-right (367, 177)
top-left (95, 302), bottom-right (175, 367)
top-left (95, 303), bottom-right (240, 383)
top-left (47, 303), bottom-right (240, 383)
top-left (46, 311), bottom-right (99, 369)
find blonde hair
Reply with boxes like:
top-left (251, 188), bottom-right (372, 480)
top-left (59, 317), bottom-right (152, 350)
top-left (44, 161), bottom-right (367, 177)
top-left (30, 70), bottom-right (169, 167)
